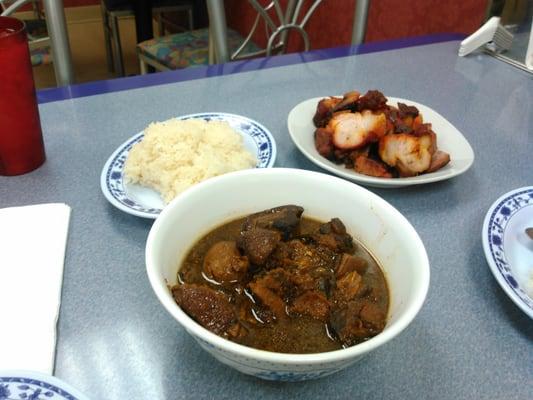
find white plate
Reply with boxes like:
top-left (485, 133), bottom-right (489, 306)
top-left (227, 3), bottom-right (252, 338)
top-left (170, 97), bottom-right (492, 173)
top-left (482, 187), bottom-right (533, 319)
top-left (100, 113), bottom-right (277, 218)
top-left (287, 96), bottom-right (475, 188)
top-left (0, 370), bottom-right (90, 400)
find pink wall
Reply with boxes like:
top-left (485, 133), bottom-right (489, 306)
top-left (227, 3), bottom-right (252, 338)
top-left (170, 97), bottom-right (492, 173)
top-left (224, 0), bottom-right (488, 51)
top-left (64, 0), bottom-right (488, 50)
top-left (64, 0), bottom-right (99, 6)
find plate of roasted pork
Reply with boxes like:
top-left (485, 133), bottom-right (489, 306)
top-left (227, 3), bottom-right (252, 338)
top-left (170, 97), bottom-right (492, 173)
top-left (287, 90), bottom-right (474, 188)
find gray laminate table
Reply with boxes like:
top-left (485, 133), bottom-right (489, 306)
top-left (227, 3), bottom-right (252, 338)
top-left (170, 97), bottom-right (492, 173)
top-left (2, 35), bottom-right (532, 399)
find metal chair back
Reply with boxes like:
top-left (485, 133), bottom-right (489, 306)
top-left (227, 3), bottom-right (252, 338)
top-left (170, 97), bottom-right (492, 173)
top-left (1, 0), bottom-right (51, 54)
top-left (231, 0), bottom-right (323, 60)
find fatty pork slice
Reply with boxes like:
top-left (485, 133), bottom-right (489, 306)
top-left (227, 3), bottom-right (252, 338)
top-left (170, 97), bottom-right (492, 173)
top-left (314, 127), bottom-right (335, 159)
top-left (353, 153), bottom-right (393, 178)
top-left (378, 132), bottom-right (435, 177)
top-left (328, 110), bottom-right (387, 150)
top-left (313, 97), bottom-right (342, 127)
top-left (355, 90), bottom-right (388, 111)
top-left (330, 91), bottom-right (361, 113)
top-left (427, 150), bottom-right (451, 173)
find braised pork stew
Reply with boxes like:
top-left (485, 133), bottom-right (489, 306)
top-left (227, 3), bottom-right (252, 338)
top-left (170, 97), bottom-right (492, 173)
top-left (172, 205), bottom-right (389, 353)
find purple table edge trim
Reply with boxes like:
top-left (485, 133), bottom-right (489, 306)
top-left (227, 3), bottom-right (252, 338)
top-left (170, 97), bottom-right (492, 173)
top-left (37, 33), bottom-right (465, 104)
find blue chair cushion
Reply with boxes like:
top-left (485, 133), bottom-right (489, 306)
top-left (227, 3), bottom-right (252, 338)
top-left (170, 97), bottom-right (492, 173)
top-left (30, 46), bottom-right (52, 67)
top-left (137, 28), bottom-right (261, 69)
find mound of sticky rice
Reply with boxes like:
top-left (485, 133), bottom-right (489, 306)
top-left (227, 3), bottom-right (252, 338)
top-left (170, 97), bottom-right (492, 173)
top-left (124, 118), bottom-right (257, 203)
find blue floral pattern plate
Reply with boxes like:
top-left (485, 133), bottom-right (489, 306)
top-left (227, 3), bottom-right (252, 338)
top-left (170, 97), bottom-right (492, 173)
top-left (0, 371), bottom-right (89, 400)
top-left (100, 113), bottom-right (276, 218)
top-left (482, 186), bottom-right (533, 319)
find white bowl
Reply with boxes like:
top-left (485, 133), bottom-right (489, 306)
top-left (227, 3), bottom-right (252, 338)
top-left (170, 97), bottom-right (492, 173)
top-left (146, 168), bottom-right (430, 381)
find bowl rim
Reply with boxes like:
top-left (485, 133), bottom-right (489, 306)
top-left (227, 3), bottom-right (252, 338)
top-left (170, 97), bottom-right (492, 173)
top-left (146, 168), bottom-right (430, 364)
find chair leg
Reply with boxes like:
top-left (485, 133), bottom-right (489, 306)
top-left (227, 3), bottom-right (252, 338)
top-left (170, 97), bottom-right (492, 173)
top-left (110, 13), bottom-right (125, 76)
top-left (208, 28), bottom-right (215, 64)
top-left (100, 1), bottom-right (114, 73)
top-left (31, 0), bottom-right (41, 20)
top-left (187, 7), bottom-right (194, 30)
top-left (156, 12), bottom-right (164, 36)
top-left (139, 56), bottom-right (148, 75)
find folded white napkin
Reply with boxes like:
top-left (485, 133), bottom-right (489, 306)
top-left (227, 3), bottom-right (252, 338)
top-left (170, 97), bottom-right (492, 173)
top-left (0, 203), bottom-right (71, 374)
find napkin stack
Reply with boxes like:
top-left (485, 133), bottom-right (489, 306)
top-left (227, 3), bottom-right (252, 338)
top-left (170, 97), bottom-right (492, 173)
top-left (0, 203), bottom-right (71, 374)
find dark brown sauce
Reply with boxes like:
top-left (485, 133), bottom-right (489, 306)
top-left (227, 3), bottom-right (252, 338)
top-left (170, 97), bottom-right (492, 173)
top-left (175, 212), bottom-right (389, 354)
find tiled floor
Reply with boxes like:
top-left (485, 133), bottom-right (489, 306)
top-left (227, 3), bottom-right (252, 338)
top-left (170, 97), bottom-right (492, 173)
top-left (26, 5), bottom-right (140, 89)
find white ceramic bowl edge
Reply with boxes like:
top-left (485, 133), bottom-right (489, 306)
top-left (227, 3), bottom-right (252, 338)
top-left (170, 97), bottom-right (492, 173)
top-left (146, 168), bottom-right (430, 380)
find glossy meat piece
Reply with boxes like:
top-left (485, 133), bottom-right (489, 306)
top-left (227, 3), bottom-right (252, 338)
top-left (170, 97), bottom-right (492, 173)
top-left (331, 90), bottom-right (361, 113)
top-left (412, 122), bottom-right (434, 138)
top-left (310, 218), bottom-right (355, 254)
top-left (226, 323), bottom-right (247, 339)
top-left (265, 239), bottom-right (337, 299)
top-left (330, 302), bottom-right (364, 344)
top-left (314, 127), bottom-right (335, 159)
top-left (333, 271), bottom-right (362, 304)
top-left (385, 106), bottom-right (424, 134)
top-left (289, 290), bottom-right (331, 322)
top-left (266, 239), bottom-right (338, 284)
top-left (328, 110), bottom-right (387, 150)
top-left (330, 300), bottom-right (385, 345)
top-left (397, 102), bottom-right (419, 118)
top-left (238, 228), bottom-right (281, 266)
top-left (251, 242), bottom-right (336, 322)
top-left (378, 132), bottom-right (435, 176)
top-left (249, 268), bottom-right (289, 320)
top-left (203, 241), bottom-right (249, 284)
top-left (313, 96), bottom-right (341, 127)
top-left (291, 268), bottom-right (320, 292)
top-left (319, 217), bottom-right (347, 235)
top-left (242, 205), bottom-right (304, 240)
top-left (359, 302), bottom-right (386, 332)
top-left (336, 253), bottom-right (368, 277)
top-left (355, 90), bottom-right (388, 111)
top-left (172, 284), bottom-right (235, 336)
top-left (289, 239), bottom-right (336, 270)
top-left (353, 153), bottom-right (393, 178)
top-left (426, 150), bottom-right (450, 173)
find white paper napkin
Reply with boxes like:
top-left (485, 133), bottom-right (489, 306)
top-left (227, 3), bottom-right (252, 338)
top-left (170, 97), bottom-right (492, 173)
top-left (0, 203), bottom-right (71, 374)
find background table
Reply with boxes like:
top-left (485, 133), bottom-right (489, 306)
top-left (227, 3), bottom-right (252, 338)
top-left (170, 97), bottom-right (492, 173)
top-left (2, 36), bottom-right (532, 399)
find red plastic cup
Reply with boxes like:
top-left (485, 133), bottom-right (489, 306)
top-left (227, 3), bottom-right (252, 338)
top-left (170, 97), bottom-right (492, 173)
top-left (0, 16), bottom-right (45, 176)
